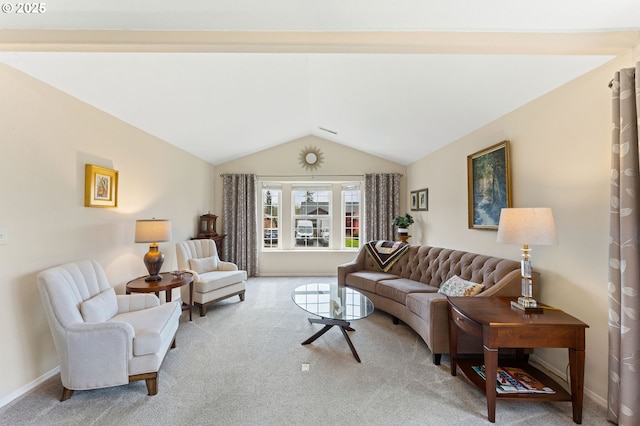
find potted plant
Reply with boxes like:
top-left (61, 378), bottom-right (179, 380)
top-left (392, 213), bottom-right (414, 236)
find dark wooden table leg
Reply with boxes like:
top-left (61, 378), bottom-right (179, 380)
top-left (339, 325), bottom-right (361, 362)
top-left (569, 347), bottom-right (585, 424)
top-left (189, 281), bottom-right (193, 321)
top-left (484, 345), bottom-right (499, 423)
top-left (302, 318), bottom-right (361, 362)
top-left (301, 324), bottom-right (334, 345)
top-left (515, 348), bottom-right (529, 363)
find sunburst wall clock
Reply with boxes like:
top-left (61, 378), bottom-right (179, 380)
top-left (299, 146), bottom-right (324, 171)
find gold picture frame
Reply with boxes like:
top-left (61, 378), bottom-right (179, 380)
top-left (467, 141), bottom-right (511, 229)
top-left (84, 164), bottom-right (118, 208)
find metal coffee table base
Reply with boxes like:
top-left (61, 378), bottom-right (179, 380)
top-left (302, 317), bottom-right (361, 362)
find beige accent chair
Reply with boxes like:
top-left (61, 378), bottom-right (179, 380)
top-left (176, 240), bottom-right (247, 317)
top-left (37, 260), bottom-right (181, 401)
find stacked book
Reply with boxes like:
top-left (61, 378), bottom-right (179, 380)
top-left (472, 365), bottom-right (555, 394)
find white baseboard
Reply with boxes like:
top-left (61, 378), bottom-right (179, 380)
top-left (529, 355), bottom-right (606, 408)
top-left (0, 366), bottom-right (60, 409)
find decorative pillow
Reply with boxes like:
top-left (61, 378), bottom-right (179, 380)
top-left (438, 275), bottom-right (485, 297)
top-left (80, 287), bottom-right (118, 322)
top-left (189, 256), bottom-right (219, 273)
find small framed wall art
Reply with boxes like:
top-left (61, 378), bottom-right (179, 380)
top-left (410, 191), bottom-right (419, 211)
top-left (84, 164), bottom-right (118, 208)
top-left (411, 188), bottom-right (428, 211)
top-left (467, 140), bottom-right (511, 229)
top-left (418, 188), bottom-right (428, 211)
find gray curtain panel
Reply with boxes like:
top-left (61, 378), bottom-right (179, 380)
top-left (608, 63), bottom-right (640, 426)
top-left (222, 173), bottom-right (257, 277)
top-left (365, 173), bottom-right (402, 242)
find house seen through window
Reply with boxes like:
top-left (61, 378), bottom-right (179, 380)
top-left (261, 181), bottom-right (361, 250)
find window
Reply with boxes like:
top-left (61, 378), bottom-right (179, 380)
top-left (343, 184), bottom-right (361, 249)
top-left (262, 186), bottom-right (280, 249)
top-left (292, 185), bottom-right (330, 248)
top-left (259, 180), bottom-right (361, 251)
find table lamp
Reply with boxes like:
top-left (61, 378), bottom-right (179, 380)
top-left (135, 219), bottom-right (172, 282)
top-left (496, 208), bottom-right (557, 311)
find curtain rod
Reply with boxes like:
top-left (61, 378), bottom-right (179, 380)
top-left (220, 173), bottom-right (403, 178)
top-left (257, 174), bottom-right (366, 178)
top-left (608, 70), bottom-right (636, 88)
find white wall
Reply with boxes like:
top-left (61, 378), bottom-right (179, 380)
top-left (406, 52), bottom-right (635, 403)
top-left (215, 135), bottom-right (407, 275)
top-left (0, 63), bottom-right (216, 404)
top-left (2, 45), bottom-right (636, 407)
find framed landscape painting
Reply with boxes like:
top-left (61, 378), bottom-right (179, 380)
top-left (84, 164), bottom-right (118, 208)
top-left (467, 141), bottom-right (511, 229)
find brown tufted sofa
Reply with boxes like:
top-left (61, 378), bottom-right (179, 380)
top-left (338, 244), bottom-right (539, 365)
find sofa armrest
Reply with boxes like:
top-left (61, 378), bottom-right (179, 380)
top-left (117, 294), bottom-right (160, 313)
top-left (68, 320), bottom-right (135, 343)
top-left (337, 261), bottom-right (360, 286)
top-left (63, 321), bottom-right (134, 387)
top-left (477, 270), bottom-right (540, 298)
top-left (182, 268), bottom-right (200, 283)
top-left (218, 261), bottom-right (239, 271)
top-left (337, 248), bottom-right (367, 285)
top-left (427, 296), bottom-right (454, 354)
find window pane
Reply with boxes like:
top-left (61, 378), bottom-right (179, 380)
top-left (293, 188), bottom-right (331, 248)
top-left (343, 187), bottom-right (361, 249)
top-left (262, 189), bottom-right (279, 248)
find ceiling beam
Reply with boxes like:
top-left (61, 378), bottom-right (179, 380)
top-left (1, 29), bottom-right (638, 55)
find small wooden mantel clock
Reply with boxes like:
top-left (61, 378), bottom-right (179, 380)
top-left (197, 213), bottom-right (218, 238)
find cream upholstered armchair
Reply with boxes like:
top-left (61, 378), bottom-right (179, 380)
top-left (176, 239), bottom-right (247, 317)
top-left (37, 260), bottom-right (181, 401)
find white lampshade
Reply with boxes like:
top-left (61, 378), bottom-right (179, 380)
top-left (135, 219), bottom-right (172, 243)
top-left (496, 208), bottom-right (558, 246)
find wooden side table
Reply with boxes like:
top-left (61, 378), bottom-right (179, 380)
top-left (126, 272), bottom-right (194, 321)
top-left (448, 297), bottom-right (588, 424)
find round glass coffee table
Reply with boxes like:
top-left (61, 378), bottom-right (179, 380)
top-left (291, 283), bottom-right (374, 362)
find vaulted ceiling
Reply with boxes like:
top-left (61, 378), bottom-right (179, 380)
top-left (1, 1), bottom-right (639, 165)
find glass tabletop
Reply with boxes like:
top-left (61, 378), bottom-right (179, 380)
top-left (291, 283), bottom-right (374, 321)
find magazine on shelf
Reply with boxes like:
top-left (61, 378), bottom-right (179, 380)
top-left (502, 367), bottom-right (555, 394)
top-left (472, 365), bottom-right (522, 393)
top-left (472, 365), bottom-right (555, 394)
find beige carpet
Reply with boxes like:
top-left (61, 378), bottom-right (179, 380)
top-left (0, 277), bottom-right (609, 425)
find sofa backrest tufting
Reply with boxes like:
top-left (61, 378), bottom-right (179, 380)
top-left (364, 245), bottom-right (520, 291)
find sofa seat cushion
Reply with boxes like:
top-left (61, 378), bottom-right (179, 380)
top-left (196, 270), bottom-right (247, 294)
top-left (345, 271), bottom-right (398, 293)
top-left (405, 292), bottom-right (448, 322)
top-left (376, 278), bottom-right (439, 304)
top-left (110, 301), bottom-right (180, 356)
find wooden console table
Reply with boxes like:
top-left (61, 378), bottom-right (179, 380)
top-left (448, 297), bottom-right (588, 424)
